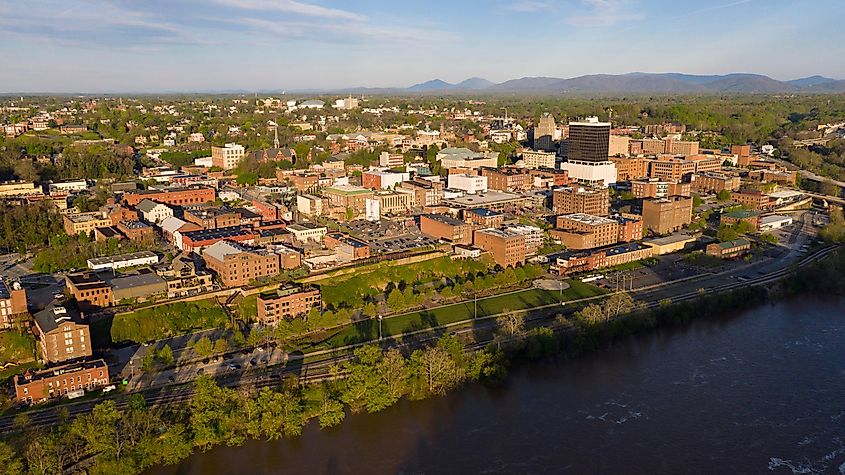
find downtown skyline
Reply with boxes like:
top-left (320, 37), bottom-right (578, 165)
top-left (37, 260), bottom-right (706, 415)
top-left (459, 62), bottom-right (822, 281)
top-left (1, 0), bottom-right (844, 92)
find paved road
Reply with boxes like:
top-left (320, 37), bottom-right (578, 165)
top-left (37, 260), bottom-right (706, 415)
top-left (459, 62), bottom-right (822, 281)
top-left (0, 240), bottom-right (837, 435)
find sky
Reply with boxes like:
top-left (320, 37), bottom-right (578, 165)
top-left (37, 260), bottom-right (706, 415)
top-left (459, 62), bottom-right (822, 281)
top-left (0, 0), bottom-right (843, 92)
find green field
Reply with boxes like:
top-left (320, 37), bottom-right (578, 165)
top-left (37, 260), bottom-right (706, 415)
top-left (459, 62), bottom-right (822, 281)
top-left (304, 281), bottom-right (607, 351)
top-left (0, 330), bottom-right (35, 365)
top-left (110, 299), bottom-right (229, 343)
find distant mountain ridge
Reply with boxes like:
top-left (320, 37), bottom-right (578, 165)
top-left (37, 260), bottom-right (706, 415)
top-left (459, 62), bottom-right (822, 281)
top-left (394, 72), bottom-right (845, 94)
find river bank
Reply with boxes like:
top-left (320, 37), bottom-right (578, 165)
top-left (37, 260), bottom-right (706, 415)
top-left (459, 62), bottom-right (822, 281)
top-left (150, 294), bottom-right (845, 475)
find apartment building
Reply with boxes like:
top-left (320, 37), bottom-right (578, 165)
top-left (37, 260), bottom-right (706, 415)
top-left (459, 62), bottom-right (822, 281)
top-left (480, 167), bottom-right (531, 192)
top-left (521, 150), bottom-right (556, 169)
top-left (256, 285), bottom-right (321, 326)
top-left (379, 151), bottom-right (404, 168)
top-left (211, 143), bottom-right (245, 170)
top-left (122, 187), bottom-right (216, 207)
top-left (63, 212), bottom-right (112, 237)
top-left (609, 157), bottom-right (650, 181)
top-left (472, 228), bottom-right (526, 268)
top-left (0, 279), bottom-right (27, 328)
top-left (401, 178), bottom-right (444, 207)
top-left (183, 207), bottom-right (241, 229)
top-left (463, 208), bottom-right (504, 228)
top-left (202, 240), bottom-right (280, 288)
top-left (66, 273), bottom-right (112, 309)
top-left (552, 186), bottom-right (610, 216)
top-left (631, 178), bottom-right (691, 199)
top-left (642, 197), bottom-right (693, 235)
top-left (420, 214), bottom-right (472, 245)
top-left (33, 304), bottom-right (93, 364)
top-left (15, 359), bottom-right (109, 404)
top-left (690, 172), bottom-right (741, 193)
top-left (731, 190), bottom-right (775, 210)
top-left (553, 214), bottom-right (620, 250)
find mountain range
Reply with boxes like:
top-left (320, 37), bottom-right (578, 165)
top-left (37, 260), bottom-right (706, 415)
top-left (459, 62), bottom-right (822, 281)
top-left (389, 73), bottom-right (845, 94)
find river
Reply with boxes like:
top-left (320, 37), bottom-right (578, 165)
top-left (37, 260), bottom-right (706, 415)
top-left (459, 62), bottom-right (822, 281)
top-left (150, 297), bottom-right (845, 474)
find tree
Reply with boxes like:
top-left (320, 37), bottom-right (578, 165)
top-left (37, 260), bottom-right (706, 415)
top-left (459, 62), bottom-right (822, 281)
top-left (717, 189), bottom-right (732, 201)
top-left (496, 309), bottom-right (526, 337)
top-left (386, 288), bottom-right (404, 313)
top-left (193, 336), bottom-right (214, 357)
top-left (0, 441), bottom-right (23, 475)
top-left (316, 382), bottom-right (345, 429)
top-left (411, 345), bottom-right (464, 396)
top-left (156, 344), bottom-right (175, 366)
top-left (213, 338), bottom-right (229, 355)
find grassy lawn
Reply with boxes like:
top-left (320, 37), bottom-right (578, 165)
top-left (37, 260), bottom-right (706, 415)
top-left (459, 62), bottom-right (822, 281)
top-left (235, 294), bottom-right (258, 322)
top-left (0, 361), bottom-right (39, 384)
top-left (0, 330), bottom-right (36, 365)
top-left (303, 281), bottom-right (607, 351)
top-left (110, 299), bottom-right (229, 344)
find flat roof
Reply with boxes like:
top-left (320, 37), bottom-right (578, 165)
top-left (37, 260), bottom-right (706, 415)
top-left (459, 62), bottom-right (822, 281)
top-left (644, 233), bottom-right (697, 246)
top-left (182, 226), bottom-right (252, 241)
top-left (422, 213), bottom-right (465, 226)
top-left (558, 213), bottom-right (617, 226)
top-left (87, 251), bottom-right (158, 266)
top-left (443, 190), bottom-right (525, 207)
top-left (467, 208), bottom-right (501, 217)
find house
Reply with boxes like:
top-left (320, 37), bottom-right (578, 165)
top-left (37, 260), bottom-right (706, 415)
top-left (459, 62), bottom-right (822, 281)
top-left (136, 199), bottom-right (174, 224)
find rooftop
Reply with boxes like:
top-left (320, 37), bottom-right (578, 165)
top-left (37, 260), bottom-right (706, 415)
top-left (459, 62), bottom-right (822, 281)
top-left (467, 208), bottom-right (501, 217)
top-left (181, 226), bottom-right (253, 242)
top-left (423, 213), bottom-right (465, 227)
top-left (559, 213), bottom-right (617, 226)
top-left (87, 251), bottom-right (158, 267)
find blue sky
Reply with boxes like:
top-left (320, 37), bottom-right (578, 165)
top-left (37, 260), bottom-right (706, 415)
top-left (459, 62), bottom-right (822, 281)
top-left (0, 0), bottom-right (843, 92)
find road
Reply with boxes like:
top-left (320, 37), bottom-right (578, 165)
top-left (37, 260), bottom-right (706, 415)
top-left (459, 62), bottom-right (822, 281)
top-left (0, 238), bottom-right (837, 435)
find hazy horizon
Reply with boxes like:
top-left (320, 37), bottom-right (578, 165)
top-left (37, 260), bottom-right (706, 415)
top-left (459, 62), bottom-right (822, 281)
top-left (1, 0), bottom-right (843, 93)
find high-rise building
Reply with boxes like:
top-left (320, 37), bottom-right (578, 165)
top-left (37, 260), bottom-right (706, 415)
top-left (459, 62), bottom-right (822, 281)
top-left (568, 117), bottom-right (611, 162)
top-left (534, 113), bottom-right (556, 152)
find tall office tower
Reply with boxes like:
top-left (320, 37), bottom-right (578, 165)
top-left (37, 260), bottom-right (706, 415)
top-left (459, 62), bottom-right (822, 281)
top-left (567, 116), bottom-right (611, 162)
top-left (533, 113), bottom-right (556, 152)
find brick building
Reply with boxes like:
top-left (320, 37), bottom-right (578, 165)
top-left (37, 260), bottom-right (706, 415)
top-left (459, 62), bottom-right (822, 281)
top-left (203, 240), bottom-right (280, 288)
top-left (0, 279), bottom-right (27, 328)
top-left (473, 228), bottom-right (526, 268)
top-left (256, 285), bottom-right (321, 326)
top-left (631, 178), bottom-right (691, 199)
top-left (552, 186), bottom-right (610, 216)
top-left (642, 197), bottom-right (693, 235)
top-left (480, 167), bottom-right (531, 192)
top-left (690, 172), bottom-right (741, 193)
top-left (420, 214), bottom-right (472, 245)
top-left (463, 208), bottom-right (504, 228)
top-left (32, 303), bottom-right (93, 364)
top-left (66, 273), bottom-right (112, 310)
top-left (15, 359), bottom-right (109, 404)
top-left (122, 187), bottom-right (216, 207)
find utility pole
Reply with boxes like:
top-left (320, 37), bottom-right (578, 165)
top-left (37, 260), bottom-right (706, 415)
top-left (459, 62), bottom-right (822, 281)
top-left (378, 314), bottom-right (383, 341)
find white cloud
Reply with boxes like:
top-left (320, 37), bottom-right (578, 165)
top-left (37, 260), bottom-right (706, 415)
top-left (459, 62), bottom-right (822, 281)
top-left (502, 1), bottom-right (554, 12)
top-left (212, 0), bottom-right (366, 21)
top-left (236, 17), bottom-right (453, 43)
top-left (564, 0), bottom-right (643, 27)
